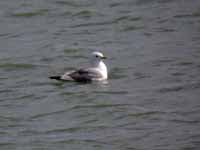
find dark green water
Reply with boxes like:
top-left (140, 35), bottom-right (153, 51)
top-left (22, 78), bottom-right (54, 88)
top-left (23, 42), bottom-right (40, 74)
top-left (0, 0), bottom-right (200, 149)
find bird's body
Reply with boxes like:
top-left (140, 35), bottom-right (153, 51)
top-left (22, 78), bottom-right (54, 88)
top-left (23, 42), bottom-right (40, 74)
top-left (49, 52), bottom-right (108, 82)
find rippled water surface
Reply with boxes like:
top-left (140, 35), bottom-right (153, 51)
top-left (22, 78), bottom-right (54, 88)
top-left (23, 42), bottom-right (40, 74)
top-left (1, 0), bottom-right (200, 149)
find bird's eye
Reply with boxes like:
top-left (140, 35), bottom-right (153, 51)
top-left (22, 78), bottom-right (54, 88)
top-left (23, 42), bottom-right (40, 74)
top-left (96, 55), bottom-right (98, 58)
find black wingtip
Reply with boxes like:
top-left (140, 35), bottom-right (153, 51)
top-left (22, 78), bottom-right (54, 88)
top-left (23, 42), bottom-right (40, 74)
top-left (49, 76), bottom-right (61, 80)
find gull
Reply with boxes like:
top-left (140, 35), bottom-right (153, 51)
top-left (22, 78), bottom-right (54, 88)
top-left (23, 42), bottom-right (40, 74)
top-left (49, 51), bottom-right (108, 82)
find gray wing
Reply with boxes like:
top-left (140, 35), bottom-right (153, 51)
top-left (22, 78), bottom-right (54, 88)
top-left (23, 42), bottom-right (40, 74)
top-left (68, 68), bottom-right (103, 82)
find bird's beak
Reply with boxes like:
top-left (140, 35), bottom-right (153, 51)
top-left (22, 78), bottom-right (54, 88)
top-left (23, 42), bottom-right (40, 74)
top-left (101, 56), bottom-right (107, 59)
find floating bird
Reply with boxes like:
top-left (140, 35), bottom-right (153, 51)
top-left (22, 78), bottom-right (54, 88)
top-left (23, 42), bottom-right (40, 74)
top-left (49, 51), bottom-right (108, 82)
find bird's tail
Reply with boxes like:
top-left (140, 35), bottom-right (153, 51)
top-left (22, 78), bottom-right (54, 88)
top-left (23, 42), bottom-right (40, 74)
top-left (49, 76), bottom-right (61, 80)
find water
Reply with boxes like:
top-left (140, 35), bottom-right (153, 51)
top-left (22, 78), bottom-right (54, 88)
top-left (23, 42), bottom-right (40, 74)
top-left (0, 0), bottom-right (200, 149)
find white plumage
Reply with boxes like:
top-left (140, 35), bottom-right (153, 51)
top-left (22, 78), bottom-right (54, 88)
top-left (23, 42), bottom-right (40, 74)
top-left (50, 51), bottom-right (108, 82)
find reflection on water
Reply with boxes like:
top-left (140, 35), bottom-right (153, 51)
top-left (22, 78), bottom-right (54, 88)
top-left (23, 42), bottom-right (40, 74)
top-left (0, 0), bottom-right (200, 149)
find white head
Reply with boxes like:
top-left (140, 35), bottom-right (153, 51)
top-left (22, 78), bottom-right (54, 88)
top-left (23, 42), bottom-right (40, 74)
top-left (91, 51), bottom-right (108, 79)
top-left (92, 51), bottom-right (107, 61)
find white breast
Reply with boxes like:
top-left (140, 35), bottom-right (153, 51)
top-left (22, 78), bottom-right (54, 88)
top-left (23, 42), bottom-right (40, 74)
top-left (98, 61), bottom-right (108, 80)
